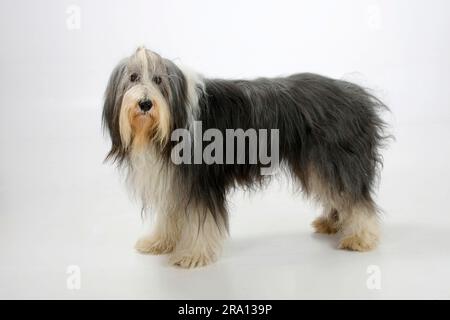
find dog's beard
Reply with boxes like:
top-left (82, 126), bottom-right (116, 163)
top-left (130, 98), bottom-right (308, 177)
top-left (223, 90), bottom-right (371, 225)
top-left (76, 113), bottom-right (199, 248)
top-left (119, 84), bottom-right (171, 151)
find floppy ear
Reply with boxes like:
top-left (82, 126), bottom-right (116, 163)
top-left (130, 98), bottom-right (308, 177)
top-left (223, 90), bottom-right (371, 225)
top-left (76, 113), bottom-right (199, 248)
top-left (102, 60), bottom-right (127, 161)
top-left (163, 58), bottom-right (189, 129)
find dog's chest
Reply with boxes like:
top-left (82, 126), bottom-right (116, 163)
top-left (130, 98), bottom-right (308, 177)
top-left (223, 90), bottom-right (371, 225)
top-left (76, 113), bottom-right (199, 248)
top-left (127, 148), bottom-right (174, 210)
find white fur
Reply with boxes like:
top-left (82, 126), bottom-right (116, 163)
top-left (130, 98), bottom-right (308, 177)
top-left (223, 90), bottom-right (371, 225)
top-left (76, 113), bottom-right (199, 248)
top-left (178, 65), bottom-right (204, 127)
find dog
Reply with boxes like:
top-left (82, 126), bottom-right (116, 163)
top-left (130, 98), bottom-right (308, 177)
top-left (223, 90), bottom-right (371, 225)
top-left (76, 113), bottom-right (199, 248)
top-left (102, 47), bottom-right (388, 268)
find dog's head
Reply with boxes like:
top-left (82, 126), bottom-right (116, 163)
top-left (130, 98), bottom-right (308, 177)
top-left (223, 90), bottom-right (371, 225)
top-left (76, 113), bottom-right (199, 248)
top-left (102, 47), bottom-right (192, 162)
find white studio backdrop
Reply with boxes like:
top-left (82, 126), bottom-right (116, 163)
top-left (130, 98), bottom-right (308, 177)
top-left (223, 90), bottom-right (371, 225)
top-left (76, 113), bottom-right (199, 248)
top-left (1, 0), bottom-right (449, 123)
top-left (1, 0), bottom-right (450, 299)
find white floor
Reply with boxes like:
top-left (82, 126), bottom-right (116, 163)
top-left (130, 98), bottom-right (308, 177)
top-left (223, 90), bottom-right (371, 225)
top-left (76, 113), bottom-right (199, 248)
top-left (1, 106), bottom-right (450, 299)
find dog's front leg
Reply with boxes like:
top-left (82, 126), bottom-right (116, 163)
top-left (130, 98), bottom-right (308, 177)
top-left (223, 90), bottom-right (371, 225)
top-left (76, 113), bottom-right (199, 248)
top-left (169, 207), bottom-right (227, 268)
top-left (135, 211), bottom-right (180, 255)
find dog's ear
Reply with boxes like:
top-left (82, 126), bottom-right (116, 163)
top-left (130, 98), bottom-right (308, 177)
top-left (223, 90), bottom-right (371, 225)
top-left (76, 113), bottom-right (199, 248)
top-left (163, 58), bottom-right (189, 129)
top-left (102, 59), bottom-right (127, 162)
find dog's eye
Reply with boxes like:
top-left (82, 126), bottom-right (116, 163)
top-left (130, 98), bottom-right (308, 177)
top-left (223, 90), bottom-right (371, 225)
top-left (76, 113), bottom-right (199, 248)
top-left (130, 73), bottom-right (139, 82)
top-left (153, 76), bottom-right (162, 85)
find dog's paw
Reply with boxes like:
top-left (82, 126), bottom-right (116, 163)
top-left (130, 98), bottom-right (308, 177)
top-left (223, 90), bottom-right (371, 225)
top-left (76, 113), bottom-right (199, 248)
top-left (312, 217), bottom-right (338, 234)
top-left (169, 252), bottom-right (216, 268)
top-left (338, 233), bottom-right (378, 252)
top-left (134, 236), bottom-right (174, 255)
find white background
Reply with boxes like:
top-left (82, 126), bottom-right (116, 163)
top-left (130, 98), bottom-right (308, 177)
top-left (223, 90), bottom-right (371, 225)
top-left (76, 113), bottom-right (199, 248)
top-left (1, 0), bottom-right (450, 299)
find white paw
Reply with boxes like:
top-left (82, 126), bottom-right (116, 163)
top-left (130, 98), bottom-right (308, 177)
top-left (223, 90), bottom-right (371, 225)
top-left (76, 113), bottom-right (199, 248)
top-left (134, 236), bottom-right (174, 255)
top-left (339, 232), bottom-right (379, 251)
top-left (312, 216), bottom-right (339, 234)
top-left (169, 252), bottom-right (217, 268)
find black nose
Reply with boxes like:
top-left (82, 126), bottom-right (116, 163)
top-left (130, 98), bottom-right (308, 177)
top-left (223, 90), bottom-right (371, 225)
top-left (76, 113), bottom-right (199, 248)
top-left (138, 99), bottom-right (153, 112)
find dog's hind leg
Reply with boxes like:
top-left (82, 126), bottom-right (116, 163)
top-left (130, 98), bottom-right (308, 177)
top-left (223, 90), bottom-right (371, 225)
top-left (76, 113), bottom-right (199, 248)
top-left (338, 200), bottom-right (380, 251)
top-left (304, 162), bottom-right (380, 250)
top-left (312, 206), bottom-right (341, 235)
top-left (304, 167), bottom-right (343, 235)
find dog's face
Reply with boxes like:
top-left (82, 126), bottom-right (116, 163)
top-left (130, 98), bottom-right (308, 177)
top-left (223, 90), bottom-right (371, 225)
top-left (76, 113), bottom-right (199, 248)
top-left (103, 47), bottom-right (188, 162)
